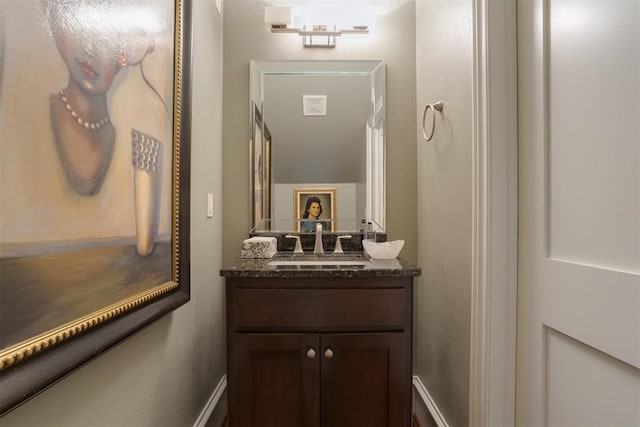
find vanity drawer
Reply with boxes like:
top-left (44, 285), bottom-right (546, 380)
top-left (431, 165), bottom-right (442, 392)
top-left (230, 287), bottom-right (410, 331)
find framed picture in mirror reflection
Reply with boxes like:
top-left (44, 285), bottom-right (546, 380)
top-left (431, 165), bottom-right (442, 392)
top-left (251, 103), bottom-right (271, 230)
top-left (294, 187), bottom-right (336, 233)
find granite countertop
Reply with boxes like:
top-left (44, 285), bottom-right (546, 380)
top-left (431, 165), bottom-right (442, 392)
top-left (220, 253), bottom-right (421, 278)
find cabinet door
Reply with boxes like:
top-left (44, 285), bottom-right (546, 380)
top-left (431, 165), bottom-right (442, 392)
top-left (320, 333), bottom-right (410, 427)
top-left (229, 333), bottom-right (320, 427)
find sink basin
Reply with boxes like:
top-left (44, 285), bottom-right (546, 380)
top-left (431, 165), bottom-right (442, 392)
top-left (267, 253), bottom-right (373, 269)
top-left (268, 260), bottom-right (370, 267)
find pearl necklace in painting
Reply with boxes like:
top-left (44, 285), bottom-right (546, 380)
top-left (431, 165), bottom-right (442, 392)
top-left (59, 90), bottom-right (110, 132)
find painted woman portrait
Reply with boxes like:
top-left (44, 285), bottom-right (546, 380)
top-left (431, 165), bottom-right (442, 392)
top-left (300, 196), bottom-right (331, 233)
top-left (45, 0), bottom-right (127, 197)
top-left (0, 0), bottom-right (176, 351)
top-left (1, 0), bottom-right (174, 255)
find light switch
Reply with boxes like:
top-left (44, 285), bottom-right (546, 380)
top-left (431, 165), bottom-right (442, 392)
top-left (206, 193), bottom-right (214, 218)
top-left (215, 0), bottom-right (222, 15)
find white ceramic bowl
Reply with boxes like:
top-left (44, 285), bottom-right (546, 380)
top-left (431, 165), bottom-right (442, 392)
top-left (362, 239), bottom-right (405, 259)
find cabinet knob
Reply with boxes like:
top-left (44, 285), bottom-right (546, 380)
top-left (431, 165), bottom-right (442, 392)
top-left (306, 348), bottom-right (316, 359)
top-left (324, 348), bottom-right (334, 359)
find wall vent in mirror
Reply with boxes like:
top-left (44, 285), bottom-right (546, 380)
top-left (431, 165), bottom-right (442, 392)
top-left (303, 95), bottom-right (327, 116)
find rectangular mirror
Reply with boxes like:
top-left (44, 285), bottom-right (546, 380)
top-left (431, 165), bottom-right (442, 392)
top-left (250, 60), bottom-right (385, 233)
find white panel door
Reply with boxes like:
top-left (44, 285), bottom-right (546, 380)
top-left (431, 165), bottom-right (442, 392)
top-left (516, 0), bottom-right (640, 425)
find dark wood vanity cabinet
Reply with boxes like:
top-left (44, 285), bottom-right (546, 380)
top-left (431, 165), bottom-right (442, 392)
top-left (225, 276), bottom-right (414, 427)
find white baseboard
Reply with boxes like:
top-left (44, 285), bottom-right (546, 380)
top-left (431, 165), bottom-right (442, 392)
top-left (194, 375), bottom-right (227, 427)
top-left (195, 374), bottom-right (445, 427)
top-left (413, 376), bottom-right (449, 427)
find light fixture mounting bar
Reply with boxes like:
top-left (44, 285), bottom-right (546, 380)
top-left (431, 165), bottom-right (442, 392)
top-left (269, 25), bottom-right (369, 48)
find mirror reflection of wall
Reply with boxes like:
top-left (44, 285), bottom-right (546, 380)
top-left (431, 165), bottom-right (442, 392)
top-left (250, 60), bottom-right (385, 233)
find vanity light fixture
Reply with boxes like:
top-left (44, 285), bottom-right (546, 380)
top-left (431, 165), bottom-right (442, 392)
top-left (265, 6), bottom-right (369, 48)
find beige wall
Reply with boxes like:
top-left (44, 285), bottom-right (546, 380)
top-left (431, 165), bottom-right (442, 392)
top-left (1, 0), bottom-right (227, 424)
top-left (415, 0), bottom-right (473, 425)
top-left (222, 0), bottom-right (417, 264)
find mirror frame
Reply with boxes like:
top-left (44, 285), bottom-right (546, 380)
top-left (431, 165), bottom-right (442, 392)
top-left (249, 59), bottom-right (386, 233)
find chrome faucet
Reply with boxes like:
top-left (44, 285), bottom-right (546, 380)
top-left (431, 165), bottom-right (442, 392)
top-left (285, 235), bottom-right (304, 254)
top-left (333, 235), bottom-right (352, 254)
top-left (313, 223), bottom-right (324, 254)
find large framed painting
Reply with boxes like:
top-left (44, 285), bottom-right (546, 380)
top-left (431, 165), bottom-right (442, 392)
top-left (0, 0), bottom-right (192, 414)
top-left (250, 101), bottom-right (271, 231)
top-left (294, 187), bottom-right (337, 233)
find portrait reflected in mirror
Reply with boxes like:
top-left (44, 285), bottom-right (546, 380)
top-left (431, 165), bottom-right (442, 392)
top-left (294, 187), bottom-right (336, 232)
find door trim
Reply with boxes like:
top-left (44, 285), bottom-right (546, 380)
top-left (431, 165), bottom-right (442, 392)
top-left (469, 0), bottom-right (518, 425)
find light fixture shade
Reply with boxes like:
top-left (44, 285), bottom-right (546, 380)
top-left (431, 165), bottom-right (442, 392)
top-left (297, 1), bottom-right (373, 29)
top-left (266, 3), bottom-right (372, 48)
top-left (265, 6), bottom-right (293, 28)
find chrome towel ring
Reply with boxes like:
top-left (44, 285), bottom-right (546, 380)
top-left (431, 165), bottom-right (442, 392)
top-left (422, 101), bottom-right (444, 142)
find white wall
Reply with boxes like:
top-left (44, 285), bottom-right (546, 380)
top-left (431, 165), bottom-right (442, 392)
top-left (1, 0), bottom-right (227, 424)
